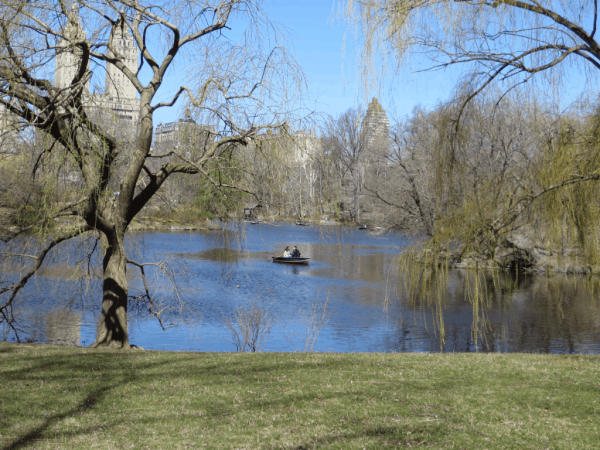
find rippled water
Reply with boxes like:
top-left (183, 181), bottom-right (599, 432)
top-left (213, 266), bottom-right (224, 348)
top-left (4, 222), bottom-right (600, 353)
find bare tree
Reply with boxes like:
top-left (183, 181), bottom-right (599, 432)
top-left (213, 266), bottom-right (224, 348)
top-left (282, 294), bottom-right (331, 352)
top-left (369, 109), bottom-right (439, 235)
top-left (221, 298), bottom-right (275, 352)
top-left (0, 0), bottom-right (304, 348)
top-left (323, 108), bottom-right (368, 223)
top-left (370, 90), bottom-right (551, 240)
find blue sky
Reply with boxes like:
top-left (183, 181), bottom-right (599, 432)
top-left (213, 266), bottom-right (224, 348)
top-left (153, 0), bottom-right (461, 126)
top-left (266, 0), bottom-right (600, 120)
top-left (152, 0), bottom-right (597, 127)
top-left (267, 0), bottom-right (458, 121)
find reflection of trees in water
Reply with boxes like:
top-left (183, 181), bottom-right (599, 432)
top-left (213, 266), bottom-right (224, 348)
top-left (46, 310), bottom-right (81, 346)
top-left (394, 265), bottom-right (600, 352)
top-left (2, 232), bottom-right (196, 343)
top-left (306, 243), bottom-right (392, 284)
top-left (509, 276), bottom-right (600, 353)
top-left (0, 270), bottom-right (98, 344)
top-left (0, 234), bottom-right (102, 341)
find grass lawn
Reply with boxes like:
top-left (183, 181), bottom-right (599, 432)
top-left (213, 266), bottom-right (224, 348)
top-left (0, 343), bottom-right (599, 449)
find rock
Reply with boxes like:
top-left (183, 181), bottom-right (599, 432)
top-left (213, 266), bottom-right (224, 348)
top-left (494, 246), bottom-right (514, 260)
top-left (455, 255), bottom-right (480, 269)
top-left (534, 247), bottom-right (554, 257)
top-left (492, 245), bottom-right (536, 270)
top-left (454, 259), bottom-right (470, 269)
top-left (414, 231), bottom-right (596, 275)
top-left (565, 265), bottom-right (591, 275)
top-left (506, 234), bottom-right (535, 252)
top-left (483, 260), bottom-right (501, 270)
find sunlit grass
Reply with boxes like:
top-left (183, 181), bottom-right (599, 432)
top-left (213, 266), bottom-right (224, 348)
top-left (1, 343), bottom-right (599, 449)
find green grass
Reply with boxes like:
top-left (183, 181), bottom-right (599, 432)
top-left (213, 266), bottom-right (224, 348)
top-left (1, 343), bottom-right (599, 449)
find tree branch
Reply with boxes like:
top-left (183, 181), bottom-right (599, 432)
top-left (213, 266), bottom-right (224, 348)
top-left (0, 226), bottom-right (91, 311)
top-left (126, 259), bottom-right (169, 331)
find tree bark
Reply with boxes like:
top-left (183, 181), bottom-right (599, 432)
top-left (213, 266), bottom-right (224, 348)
top-left (91, 231), bottom-right (129, 348)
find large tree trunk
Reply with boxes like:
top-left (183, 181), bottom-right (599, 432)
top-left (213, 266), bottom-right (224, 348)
top-left (91, 231), bottom-right (129, 348)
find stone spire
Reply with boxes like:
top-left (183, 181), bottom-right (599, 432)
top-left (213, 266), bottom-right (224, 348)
top-left (104, 25), bottom-right (138, 100)
top-left (55, 4), bottom-right (88, 91)
top-left (362, 98), bottom-right (390, 157)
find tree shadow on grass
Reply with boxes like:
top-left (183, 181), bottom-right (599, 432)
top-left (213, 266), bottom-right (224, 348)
top-left (0, 349), bottom-right (188, 450)
top-left (1, 348), bottom-right (318, 448)
top-left (4, 348), bottom-right (598, 448)
top-left (2, 384), bottom-right (113, 450)
top-left (275, 423), bottom-right (442, 449)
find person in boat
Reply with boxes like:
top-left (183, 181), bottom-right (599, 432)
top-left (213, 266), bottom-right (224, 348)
top-left (291, 246), bottom-right (301, 257)
top-left (283, 246), bottom-right (292, 258)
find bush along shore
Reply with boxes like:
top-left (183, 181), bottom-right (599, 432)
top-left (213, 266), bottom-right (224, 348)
top-left (1, 343), bottom-right (599, 449)
top-left (0, 207), bottom-right (224, 235)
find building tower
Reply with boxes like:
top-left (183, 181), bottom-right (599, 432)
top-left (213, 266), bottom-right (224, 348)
top-left (98, 25), bottom-right (140, 125)
top-left (104, 27), bottom-right (138, 100)
top-left (361, 97), bottom-right (390, 160)
top-left (0, 101), bottom-right (21, 154)
top-left (55, 5), bottom-right (89, 92)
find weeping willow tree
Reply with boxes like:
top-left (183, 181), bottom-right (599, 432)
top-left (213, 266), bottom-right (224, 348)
top-left (343, 0), bottom-right (600, 259)
top-left (428, 96), bottom-right (600, 268)
top-left (343, 1), bottom-right (600, 93)
top-left (0, 0), bottom-right (306, 348)
top-left (343, 0), bottom-right (600, 347)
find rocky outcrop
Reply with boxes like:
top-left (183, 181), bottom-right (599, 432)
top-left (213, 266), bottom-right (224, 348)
top-left (419, 233), bottom-right (597, 274)
top-left (503, 234), bottom-right (595, 274)
top-left (453, 245), bottom-right (536, 271)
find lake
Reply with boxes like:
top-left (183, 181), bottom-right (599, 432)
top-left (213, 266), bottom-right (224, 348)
top-left (3, 222), bottom-right (600, 353)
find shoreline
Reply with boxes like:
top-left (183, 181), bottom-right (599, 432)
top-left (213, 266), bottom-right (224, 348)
top-left (3, 339), bottom-right (600, 354)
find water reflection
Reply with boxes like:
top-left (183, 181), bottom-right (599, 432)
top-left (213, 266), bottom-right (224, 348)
top-left (391, 270), bottom-right (600, 353)
top-left (2, 224), bottom-right (600, 353)
top-left (306, 244), bottom-right (388, 283)
top-left (181, 247), bottom-right (249, 263)
top-left (46, 310), bottom-right (81, 346)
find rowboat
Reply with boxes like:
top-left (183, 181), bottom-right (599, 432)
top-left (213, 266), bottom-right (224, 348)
top-left (358, 225), bottom-right (368, 230)
top-left (295, 222), bottom-right (310, 226)
top-left (272, 256), bottom-right (310, 265)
